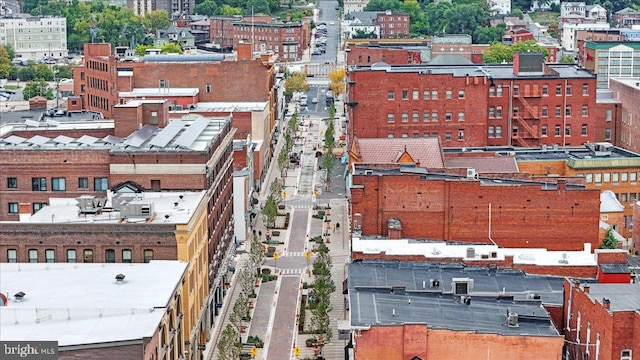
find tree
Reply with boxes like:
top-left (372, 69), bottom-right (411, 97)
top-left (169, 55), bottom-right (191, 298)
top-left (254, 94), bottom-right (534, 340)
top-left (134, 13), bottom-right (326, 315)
top-left (600, 227), bottom-right (618, 249)
top-left (277, 148), bottom-right (289, 177)
top-left (352, 29), bottom-right (377, 39)
top-left (35, 64), bottom-right (54, 81)
top-left (23, 79), bottom-right (53, 100)
top-left (364, 0), bottom-right (403, 12)
top-left (134, 44), bottom-right (154, 56)
top-left (53, 65), bottom-right (73, 79)
top-left (160, 43), bottom-right (183, 54)
top-left (510, 8), bottom-right (524, 19)
top-left (195, 0), bottom-right (218, 16)
top-left (559, 54), bottom-right (575, 64)
top-left (262, 195), bottom-right (278, 228)
top-left (217, 324), bottom-right (241, 360)
top-left (328, 68), bottom-right (346, 97)
top-left (285, 71), bottom-right (310, 99)
top-left (249, 233), bottom-right (265, 275)
top-left (474, 23), bottom-right (506, 44)
top-left (17, 66), bottom-right (37, 82)
top-left (444, 3), bottom-right (489, 38)
top-left (218, 4), bottom-right (243, 15)
top-left (511, 40), bottom-right (550, 59)
top-left (321, 117), bottom-right (337, 191)
top-left (269, 180), bottom-right (283, 204)
top-left (142, 10), bottom-right (170, 34)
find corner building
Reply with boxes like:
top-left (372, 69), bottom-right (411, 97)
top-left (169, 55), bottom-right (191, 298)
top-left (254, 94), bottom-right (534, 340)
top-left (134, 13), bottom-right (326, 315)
top-left (346, 53), bottom-right (598, 148)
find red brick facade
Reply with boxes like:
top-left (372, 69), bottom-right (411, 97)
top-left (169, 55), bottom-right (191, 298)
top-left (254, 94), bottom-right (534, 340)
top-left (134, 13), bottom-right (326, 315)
top-left (346, 62), bottom-right (599, 148)
top-left (346, 46), bottom-right (422, 66)
top-left (611, 79), bottom-right (640, 153)
top-left (563, 279), bottom-right (640, 360)
top-left (373, 12), bottom-right (410, 38)
top-left (350, 171), bottom-right (601, 250)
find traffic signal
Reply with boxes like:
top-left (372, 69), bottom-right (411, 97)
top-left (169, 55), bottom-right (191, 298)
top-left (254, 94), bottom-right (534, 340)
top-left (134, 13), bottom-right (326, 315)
top-left (293, 346), bottom-right (301, 358)
top-left (251, 346), bottom-right (257, 358)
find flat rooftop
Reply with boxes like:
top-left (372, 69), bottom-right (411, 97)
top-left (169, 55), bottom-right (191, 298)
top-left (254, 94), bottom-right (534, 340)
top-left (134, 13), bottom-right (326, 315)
top-left (0, 115), bottom-right (231, 152)
top-left (349, 261), bottom-right (565, 336)
top-left (353, 237), bottom-right (598, 267)
top-left (0, 261), bottom-right (187, 347)
top-left (194, 101), bottom-right (269, 112)
top-left (119, 87), bottom-right (200, 97)
top-left (350, 63), bottom-right (595, 80)
top-left (580, 283), bottom-right (640, 311)
top-left (611, 77), bottom-right (640, 90)
top-left (18, 190), bottom-right (206, 225)
top-left (0, 109), bottom-right (104, 127)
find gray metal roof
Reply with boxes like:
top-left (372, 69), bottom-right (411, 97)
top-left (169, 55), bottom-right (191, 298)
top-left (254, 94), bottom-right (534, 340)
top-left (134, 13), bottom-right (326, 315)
top-left (348, 261), bottom-right (565, 336)
top-left (598, 263), bottom-right (629, 274)
top-left (584, 283), bottom-right (640, 311)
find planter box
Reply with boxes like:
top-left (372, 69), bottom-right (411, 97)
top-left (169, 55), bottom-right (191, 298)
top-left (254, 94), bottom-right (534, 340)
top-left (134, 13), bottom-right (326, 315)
top-left (272, 231), bottom-right (281, 236)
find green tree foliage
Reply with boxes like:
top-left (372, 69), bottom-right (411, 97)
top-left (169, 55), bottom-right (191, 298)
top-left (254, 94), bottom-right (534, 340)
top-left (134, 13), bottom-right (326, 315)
top-left (134, 44), bottom-right (154, 56)
top-left (444, 3), bottom-right (489, 38)
top-left (364, 0), bottom-right (403, 12)
top-left (217, 324), bottom-right (241, 360)
top-left (321, 118), bottom-right (336, 191)
top-left (483, 40), bottom-right (550, 63)
top-left (510, 8), bottom-right (524, 19)
top-left (23, 79), bottom-right (54, 100)
top-left (262, 194), bottom-right (278, 228)
top-left (328, 68), bottom-right (346, 97)
top-left (35, 64), bottom-right (54, 81)
top-left (474, 23), bottom-right (506, 44)
top-left (0, 46), bottom-right (11, 79)
top-left (195, 0), bottom-right (219, 16)
top-left (352, 29), bottom-right (378, 39)
top-left (218, 4), bottom-right (243, 15)
top-left (559, 54), bottom-right (576, 64)
top-left (600, 227), bottom-right (618, 249)
top-left (285, 72), bottom-right (310, 98)
top-left (142, 10), bottom-right (170, 35)
top-left (160, 43), bottom-right (183, 54)
top-left (249, 233), bottom-right (265, 275)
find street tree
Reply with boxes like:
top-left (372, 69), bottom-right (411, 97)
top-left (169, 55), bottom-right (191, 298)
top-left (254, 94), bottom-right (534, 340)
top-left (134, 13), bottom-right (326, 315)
top-left (217, 324), bottom-right (241, 360)
top-left (284, 71), bottom-right (310, 99)
top-left (249, 234), bottom-right (265, 275)
top-left (328, 68), bottom-right (346, 97)
top-left (262, 194), bottom-right (278, 228)
top-left (512, 40), bottom-right (550, 59)
top-left (321, 118), bottom-right (337, 191)
top-left (23, 79), bottom-right (53, 100)
top-left (600, 227), bottom-right (618, 249)
top-left (277, 149), bottom-right (289, 178)
top-left (269, 180), bottom-right (283, 204)
top-left (239, 267), bottom-right (256, 297)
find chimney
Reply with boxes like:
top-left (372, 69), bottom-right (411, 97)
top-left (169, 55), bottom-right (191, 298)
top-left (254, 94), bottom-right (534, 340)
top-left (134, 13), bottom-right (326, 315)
top-left (513, 52), bottom-right (521, 75)
top-left (237, 42), bottom-right (252, 61)
top-left (286, 14), bottom-right (291, 22)
top-left (19, 203), bottom-right (32, 222)
top-left (583, 284), bottom-right (590, 294)
top-left (557, 179), bottom-right (566, 192)
top-left (602, 298), bottom-right (610, 310)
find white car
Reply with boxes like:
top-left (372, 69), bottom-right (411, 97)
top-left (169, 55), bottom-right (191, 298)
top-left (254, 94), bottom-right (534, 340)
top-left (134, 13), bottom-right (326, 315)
top-left (330, 21), bottom-right (335, 26)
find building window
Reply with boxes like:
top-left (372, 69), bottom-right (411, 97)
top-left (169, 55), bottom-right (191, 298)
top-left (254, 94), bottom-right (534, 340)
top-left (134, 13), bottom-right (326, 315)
top-left (541, 125), bottom-right (548, 136)
top-left (556, 84), bottom-right (562, 95)
top-left (445, 112), bottom-right (452, 121)
top-left (488, 107), bottom-right (495, 118)
top-left (402, 90), bottom-right (408, 100)
top-left (387, 113), bottom-right (394, 122)
top-left (582, 124), bottom-right (588, 135)
top-left (159, 80), bottom-right (166, 88)
top-left (45, 249), bottom-right (55, 263)
top-left (513, 85), bottom-right (519, 96)
top-left (631, 172), bottom-right (637, 182)
top-left (83, 249), bottom-right (94, 263)
top-left (621, 349), bottom-right (632, 360)
top-left (7, 249), bottom-right (17, 263)
top-left (595, 173), bottom-right (602, 183)
top-left (431, 90), bottom-right (438, 99)
top-left (412, 113), bottom-right (419, 122)
top-left (555, 125), bottom-right (561, 136)
top-left (78, 177), bottom-right (88, 189)
top-left (565, 125), bottom-right (571, 136)
top-left (105, 249), bottom-right (115, 263)
top-left (555, 105), bottom-right (561, 117)
top-left (458, 129), bottom-right (464, 140)
top-left (8, 203), bottom-right (18, 214)
top-left (33, 203), bottom-right (47, 214)
top-left (582, 84), bottom-right (589, 95)
top-left (205, 83), bottom-right (211, 93)
top-left (423, 112), bottom-right (429, 122)
top-left (622, 172), bottom-right (628, 182)
top-left (431, 112), bottom-right (438, 122)
top-left (458, 112), bottom-right (465, 121)
top-left (52, 178), bottom-right (66, 191)
top-left (446, 90), bottom-right (452, 99)
top-left (613, 173), bottom-right (619, 182)
top-left (7, 177), bottom-right (17, 188)
top-left (32, 177), bottom-right (46, 191)
top-left (489, 86), bottom-right (495, 97)
top-left (423, 91), bottom-right (430, 100)
top-left (94, 178), bottom-right (108, 191)
top-left (496, 106), bottom-right (502, 118)
top-left (144, 249), bottom-right (154, 263)
top-left (604, 173), bottom-right (611, 182)
top-left (542, 106), bottom-right (548, 117)
top-left (586, 174), bottom-right (593, 183)
top-left (67, 249), bottom-right (76, 263)
top-left (496, 126), bottom-right (502, 138)
top-left (496, 85), bottom-right (503, 96)
top-left (401, 113), bottom-right (408, 122)
top-left (565, 105), bottom-right (572, 116)
top-left (122, 249), bottom-right (132, 263)
top-left (606, 109), bottom-right (612, 121)
top-left (28, 249), bottom-right (38, 263)
top-left (542, 84), bottom-right (548, 95)
top-left (488, 126), bottom-right (495, 137)
top-left (582, 105), bottom-right (588, 116)
top-left (412, 90), bottom-right (419, 100)
top-left (401, 133), bottom-right (409, 138)
top-left (458, 90), bottom-right (465, 99)
top-left (605, 128), bottom-right (612, 140)
top-left (387, 91), bottom-right (394, 100)
top-left (566, 84), bottom-right (572, 95)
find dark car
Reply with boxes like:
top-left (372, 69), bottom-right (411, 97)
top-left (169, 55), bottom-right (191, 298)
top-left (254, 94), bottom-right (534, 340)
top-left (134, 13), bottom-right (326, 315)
top-left (312, 50), bottom-right (322, 56)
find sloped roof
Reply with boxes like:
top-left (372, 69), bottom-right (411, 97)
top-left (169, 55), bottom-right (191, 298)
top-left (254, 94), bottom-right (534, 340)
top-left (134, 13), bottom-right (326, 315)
top-left (354, 138), bottom-right (444, 168)
top-left (444, 155), bottom-right (518, 173)
top-left (616, 7), bottom-right (640, 15)
top-left (600, 190), bottom-right (624, 212)
top-left (428, 54), bottom-right (472, 65)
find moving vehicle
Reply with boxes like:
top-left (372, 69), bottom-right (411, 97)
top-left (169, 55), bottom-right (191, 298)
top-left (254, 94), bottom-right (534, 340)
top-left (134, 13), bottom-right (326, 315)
top-left (299, 94), bottom-right (308, 106)
top-left (311, 97), bottom-right (318, 104)
top-left (325, 90), bottom-right (334, 105)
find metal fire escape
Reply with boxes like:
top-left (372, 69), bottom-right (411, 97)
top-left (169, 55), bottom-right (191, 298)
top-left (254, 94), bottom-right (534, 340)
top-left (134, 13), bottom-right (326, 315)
top-left (511, 85), bottom-right (541, 147)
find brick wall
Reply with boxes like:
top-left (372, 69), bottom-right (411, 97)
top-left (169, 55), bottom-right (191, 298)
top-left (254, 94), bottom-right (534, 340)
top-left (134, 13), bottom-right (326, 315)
top-left (611, 79), bottom-right (640, 152)
top-left (350, 173), bottom-right (601, 250)
top-left (59, 343), bottom-right (143, 360)
top-left (346, 46), bottom-right (420, 66)
top-left (354, 324), bottom-right (564, 360)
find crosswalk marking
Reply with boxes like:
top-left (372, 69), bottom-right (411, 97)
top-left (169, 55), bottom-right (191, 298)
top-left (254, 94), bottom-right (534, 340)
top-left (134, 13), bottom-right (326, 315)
top-left (279, 268), bottom-right (305, 275)
top-left (281, 252), bottom-right (308, 257)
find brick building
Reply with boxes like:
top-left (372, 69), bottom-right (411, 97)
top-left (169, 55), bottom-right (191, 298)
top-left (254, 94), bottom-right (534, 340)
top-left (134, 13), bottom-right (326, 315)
top-left (501, 28), bottom-right (534, 45)
top-left (346, 53), bottom-right (598, 148)
top-left (207, 16), bottom-right (310, 60)
top-left (575, 29), bottom-right (623, 67)
top-left (349, 164), bottom-right (601, 251)
top-left (347, 261), bottom-right (565, 360)
top-left (610, 78), bottom-right (640, 153)
top-left (373, 11), bottom-right (410, 38)
top-left (563, 278), bottom-right (640, 360)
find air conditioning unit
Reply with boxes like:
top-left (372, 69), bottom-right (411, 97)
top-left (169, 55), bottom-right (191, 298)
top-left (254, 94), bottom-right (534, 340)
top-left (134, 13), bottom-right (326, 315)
top-left (529, 293), bottom-right (541, 300)
top-left (466, 168), bottom-right (477, 179)
top-left (120, 202), bottom-right (155, 219)
top-left (507, 312), bottom-right (519, 327)
top-left (364, 170), bottom-right (373, 175)
top-left (461, 295), bottom-right (471, 305)
top-left (430, 279), bottom-right (440, 288)
top-left (187, 104), bottom-right (197, 110)
top-left (452, 278), bottom-right (474, 295)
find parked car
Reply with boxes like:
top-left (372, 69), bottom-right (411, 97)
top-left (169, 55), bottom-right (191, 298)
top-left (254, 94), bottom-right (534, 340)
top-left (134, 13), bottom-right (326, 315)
top-left (312, 50), bottom-right (322, 56)
top-left (330, 21), bottom-right (335, 25)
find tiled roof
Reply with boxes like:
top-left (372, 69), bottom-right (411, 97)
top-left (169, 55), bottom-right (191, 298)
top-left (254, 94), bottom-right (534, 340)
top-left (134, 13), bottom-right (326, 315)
top-left (444, 155), bottom-right (518, 173)
top-left (355, 138), bottom-right (444, 168)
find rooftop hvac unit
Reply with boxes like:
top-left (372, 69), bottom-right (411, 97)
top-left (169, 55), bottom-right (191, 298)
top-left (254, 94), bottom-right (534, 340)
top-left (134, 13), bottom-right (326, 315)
top-left (466, 168), bottom-right (477, 179)
top-left (452, 278), bottom-right (474, 295)
top-left (111, 193), bottom-right (137, 211)
top-left (430, 279), bottom-right (440, 288)
top-left (76, 196), bottom-right (107, 214)
top-left (120, 203), bottom-right (155, 219)
top-left (507, 312), bottom-right (519, 327)
top-left (529, 293), bottom-right (541, 300)
top-left (461, 296), bottom-right (471, 305)
top-left (466, 247), bottom-right (476, 258)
